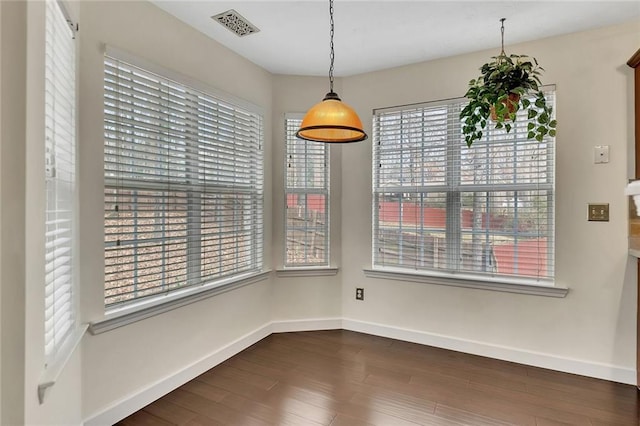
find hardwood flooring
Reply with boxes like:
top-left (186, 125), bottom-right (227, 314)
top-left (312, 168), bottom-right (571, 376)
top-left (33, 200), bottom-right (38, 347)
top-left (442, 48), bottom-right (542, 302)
top-left (117, 330), bottom-right (639, 426)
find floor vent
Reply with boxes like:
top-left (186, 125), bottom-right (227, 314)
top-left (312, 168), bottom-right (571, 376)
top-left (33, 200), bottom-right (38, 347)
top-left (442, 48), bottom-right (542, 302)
top-left (212, 9), bottom-right (260, 37)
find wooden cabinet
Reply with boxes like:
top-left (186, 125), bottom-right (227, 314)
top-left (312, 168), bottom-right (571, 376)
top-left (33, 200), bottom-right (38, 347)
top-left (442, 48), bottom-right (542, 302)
top-left (628, 48), bottom-right (640, 390)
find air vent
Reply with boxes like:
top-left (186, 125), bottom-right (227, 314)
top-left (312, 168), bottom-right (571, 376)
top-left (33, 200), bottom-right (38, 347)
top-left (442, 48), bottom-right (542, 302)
top-left (212, 9), bottom-right (260, 37)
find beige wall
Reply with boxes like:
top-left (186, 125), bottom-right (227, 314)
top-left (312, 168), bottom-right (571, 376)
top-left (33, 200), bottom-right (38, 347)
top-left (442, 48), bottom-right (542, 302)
top-left (1, 0), bottom-right (638, 423)
top-left (77, 0), bottom-right (274, 421)
top-left (340, 20), bottom-right (639, 372)
top-left (270, 75), bottom-right (344, 321)
top-left (2, 0), bottom-right (277, 422)
top-left (70, 1), bottom-right (272, 419)
top-left (1, 1), bottom-right (26, 424)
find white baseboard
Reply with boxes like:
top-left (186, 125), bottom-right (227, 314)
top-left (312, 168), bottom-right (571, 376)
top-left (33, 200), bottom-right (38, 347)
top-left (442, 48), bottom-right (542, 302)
top-left (271, 317), bottom-right (342, 333)
top-left (84, 317), bottom-right (636, 425)
top-left (83, 323), bottom-right (273, 426)
top-left (342, 318), bottom-right (636, 386)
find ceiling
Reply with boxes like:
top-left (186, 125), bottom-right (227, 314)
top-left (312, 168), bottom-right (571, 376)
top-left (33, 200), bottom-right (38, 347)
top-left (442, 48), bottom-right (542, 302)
top-left (151, 1), bottom-right (640, 77)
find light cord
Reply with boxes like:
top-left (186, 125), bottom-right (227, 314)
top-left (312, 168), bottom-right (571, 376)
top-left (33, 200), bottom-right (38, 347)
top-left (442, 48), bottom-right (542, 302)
top-left (499, 18), bottom-right (506, 57)
top-left (329, 0), bottom-right (335, 93)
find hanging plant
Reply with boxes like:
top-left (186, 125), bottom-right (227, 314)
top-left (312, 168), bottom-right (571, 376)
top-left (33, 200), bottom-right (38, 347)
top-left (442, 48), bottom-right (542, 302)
top-left (460, 19), bottom-right (557, 147)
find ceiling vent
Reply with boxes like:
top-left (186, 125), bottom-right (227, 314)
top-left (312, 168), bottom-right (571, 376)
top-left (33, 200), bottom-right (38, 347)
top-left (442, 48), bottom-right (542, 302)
top-left (212, 9), bottom-right (260, 37)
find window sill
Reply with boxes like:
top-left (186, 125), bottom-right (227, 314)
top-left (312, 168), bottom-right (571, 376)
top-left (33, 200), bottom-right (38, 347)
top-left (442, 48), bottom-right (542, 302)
top-left (38, 323), bottom-right (89, 404)
top-left (276, 267), bottom-right (339, 277)
top-left (362, 267), bottom-right (568, 298)
top-left (89, 270), bottom-right (271, 335)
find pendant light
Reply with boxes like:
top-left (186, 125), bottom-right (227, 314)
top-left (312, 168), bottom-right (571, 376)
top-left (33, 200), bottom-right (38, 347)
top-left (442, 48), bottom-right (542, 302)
top-left (296, 0), bottom-right (368, 143)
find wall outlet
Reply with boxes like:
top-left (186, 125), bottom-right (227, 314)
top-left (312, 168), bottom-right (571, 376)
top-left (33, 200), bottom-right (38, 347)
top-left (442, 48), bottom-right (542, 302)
top-left (355, 288), bottom-right (364, 300)
top-left (594, 145), bottom-right (609, 164)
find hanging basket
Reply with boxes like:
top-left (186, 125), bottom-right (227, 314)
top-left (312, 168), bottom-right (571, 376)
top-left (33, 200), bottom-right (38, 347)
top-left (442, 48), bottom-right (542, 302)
top-left (490, 93), bottom-right (520, 121)
top-left (460, 18), bottom-right (557, 147)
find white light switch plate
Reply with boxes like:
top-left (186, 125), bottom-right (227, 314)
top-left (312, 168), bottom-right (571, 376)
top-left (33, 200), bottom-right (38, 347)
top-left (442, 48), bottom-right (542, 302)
top-left (594, 145), bottom-right (609, 164)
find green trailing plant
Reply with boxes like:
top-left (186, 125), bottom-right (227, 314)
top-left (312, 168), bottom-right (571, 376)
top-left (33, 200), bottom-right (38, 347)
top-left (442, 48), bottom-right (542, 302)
top-left (460, 19), bottom-right (556, 148)
top-left (460, 53), bottom-right (557, 147)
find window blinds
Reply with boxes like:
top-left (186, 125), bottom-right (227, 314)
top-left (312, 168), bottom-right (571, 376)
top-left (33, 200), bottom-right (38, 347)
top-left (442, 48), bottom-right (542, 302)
top-left (104, 55), bottom-right (264, 307)
top-left (285, 116), bottom-right (329, 266)
top-left (44, 0), bottom-right (76, 360)
top-left (373, 90), bottom-right (555, 282)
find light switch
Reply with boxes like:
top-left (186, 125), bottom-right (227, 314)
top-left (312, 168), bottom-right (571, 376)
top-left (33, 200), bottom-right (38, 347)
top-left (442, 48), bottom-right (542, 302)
top-left (588, 203), bottom-right (609, 221)
top-left (594, 145), bottom-right (609, 164)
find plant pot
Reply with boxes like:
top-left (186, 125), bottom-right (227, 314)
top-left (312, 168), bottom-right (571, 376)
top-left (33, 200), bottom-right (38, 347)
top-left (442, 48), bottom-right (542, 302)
top-left (490, 93), bottom-right (520, 121)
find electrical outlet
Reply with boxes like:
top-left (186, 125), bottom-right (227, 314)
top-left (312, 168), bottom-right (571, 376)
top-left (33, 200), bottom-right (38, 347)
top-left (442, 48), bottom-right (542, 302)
top-left (593, 145), bottom-right (610, 164)
top-left (355, 288), bottom-right (364, 300)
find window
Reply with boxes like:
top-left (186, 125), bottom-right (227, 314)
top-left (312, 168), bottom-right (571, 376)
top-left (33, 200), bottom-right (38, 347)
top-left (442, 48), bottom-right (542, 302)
top-left (284, 116), bottom-right (330, 267)
top-left (373, 90), bottom-right (555, 283)
top-left (44, 0), bottom-right (77, 361)
top-left (104, 53), bottom-right (264, 307)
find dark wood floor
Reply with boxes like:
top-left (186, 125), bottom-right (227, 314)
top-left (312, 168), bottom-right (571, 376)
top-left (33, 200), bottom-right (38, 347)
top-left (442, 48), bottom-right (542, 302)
top-left (118, 330), bottom-right (639, 426)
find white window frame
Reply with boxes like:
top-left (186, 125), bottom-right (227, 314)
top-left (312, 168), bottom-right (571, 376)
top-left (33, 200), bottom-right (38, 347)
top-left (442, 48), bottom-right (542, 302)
top-left (102, 48), bottom-right (266, 317)
top-left (283, 114), bottom-right (331, 268)
top-left (368, 88), bottom-right (567, 297)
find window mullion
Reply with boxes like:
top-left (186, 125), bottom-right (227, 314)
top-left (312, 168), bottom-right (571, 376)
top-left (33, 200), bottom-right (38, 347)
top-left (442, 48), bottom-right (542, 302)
top-left (186, 90), bottom-right (201, 285)
top-left (446, 103), bottom-right (462, 271)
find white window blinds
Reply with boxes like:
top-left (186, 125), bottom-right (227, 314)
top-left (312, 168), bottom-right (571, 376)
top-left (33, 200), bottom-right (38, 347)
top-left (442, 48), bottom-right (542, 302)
top-left (44, 0), bottom-right (76, 360)
top-left (373, 90), bottom-right (555, 282)
top-left (104, 54), bottom-right (264, 307)
top-left (285, 116), bottom-right (329, 266)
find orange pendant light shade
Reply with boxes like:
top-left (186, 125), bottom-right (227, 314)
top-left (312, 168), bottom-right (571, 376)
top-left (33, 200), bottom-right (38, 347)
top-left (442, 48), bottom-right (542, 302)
top-left (296, 0), bottom-right (367, 144)
top-left (296, 92), bottom-right (367, 143)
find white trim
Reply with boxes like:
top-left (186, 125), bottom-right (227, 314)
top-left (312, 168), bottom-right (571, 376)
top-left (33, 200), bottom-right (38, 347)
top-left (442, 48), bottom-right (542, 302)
top-left (38, 323), bottom-right (88, 404)
top-left (276, 267), bottom-right (339, 277)
top-left (83, 322), bottom-right (273, 426)
top-left (271, 318), bottom-right (342, 333)
top-left (363, 268), bottom-right (568, 298)
top-left (90, 271), bottom-right (271, 335)
top-left (342, 318), bottom-right (636, 386)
